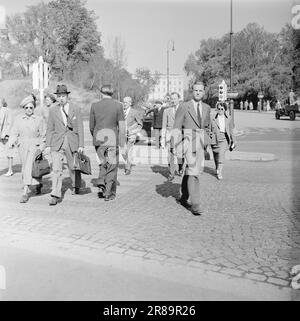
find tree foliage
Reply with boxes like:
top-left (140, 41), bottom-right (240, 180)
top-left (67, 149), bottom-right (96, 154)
top-left (184, 23), bottom-right (299, 106)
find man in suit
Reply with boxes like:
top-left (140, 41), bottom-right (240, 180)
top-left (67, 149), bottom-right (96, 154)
top-left (161, 92), bottom-right (184, 181)
top-left (89, 84), bottom-right (126, 201)
top-left (173, 81), bottom-right (211, 215)
top-left (45, 84), bottom-right (84, 206)
top-left (121, 96), bottom-right (143, 175)
top-left (146, 100), bottom-right (165, 149)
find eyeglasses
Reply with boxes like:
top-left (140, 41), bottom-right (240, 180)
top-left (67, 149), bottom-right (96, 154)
top-left (25, 106), bottom-right (34, 110)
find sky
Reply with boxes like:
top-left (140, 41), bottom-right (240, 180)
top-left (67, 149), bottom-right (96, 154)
top-left (0, 0), bottom-right (297, 76)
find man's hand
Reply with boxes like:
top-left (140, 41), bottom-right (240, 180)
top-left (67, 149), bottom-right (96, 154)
top-left (78, 147), bottom-right (84, 153)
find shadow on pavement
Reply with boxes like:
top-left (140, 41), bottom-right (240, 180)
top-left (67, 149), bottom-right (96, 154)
top-left (150, 165), bottom-right (169, 179)
top-left (155, 181), bottom-right (181, 199)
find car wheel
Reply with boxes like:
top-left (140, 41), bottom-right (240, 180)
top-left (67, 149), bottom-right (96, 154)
top-left (290, 111), bottom-right (296, 120)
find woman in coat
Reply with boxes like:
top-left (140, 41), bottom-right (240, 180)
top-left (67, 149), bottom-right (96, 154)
top-left (7, 95), bottom-right (46, 203)
top-left (210, 102), bottom-right (235, 180)
top-left (0, 98), bottom-right (14, 176)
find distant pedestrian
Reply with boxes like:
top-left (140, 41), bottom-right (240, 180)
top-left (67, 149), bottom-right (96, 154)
top-left (89, 84), bottom-right (126, 201)
top-left (146, 100), bottom-right (165, 149)
top-left (210, 102), bottom-right (235, 180)
top-left (41, 93), bottom-right (56, 122)
top-left (7, 94), bottom-right (46, 203)
top-left (266, 100), bottom-right (271, 111)
top-left (244, 100), bottom-right (249, 111)
top-left (161, 92), bottom-right (184, 181)
top-left (289, 89), bottom-right (296, 105)
top-left (0, 98), bottom-right (14, 176)
top-left (240, 101), bottom-right (243, 110)
top-left (121, 96), bottom-right (143, 175)
top-left (45, 84), bottom-right (84, 206)
top-left (249, 101), bottom-right (254, 110)
top-left (275, 100), bottom-right (282, 110)
top-left (257, 100), bottom-right (261, 112)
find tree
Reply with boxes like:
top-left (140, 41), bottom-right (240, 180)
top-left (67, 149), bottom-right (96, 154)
top-left (3, 0), bottom-right (101, 79)
top-left (184, 22), bottom-right (296, 106)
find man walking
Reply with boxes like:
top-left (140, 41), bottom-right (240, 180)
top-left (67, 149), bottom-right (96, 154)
top-left (45, 84), bottom-right (84, 206)
top-left (161, 92), bottom-right (184, 181)
top-left (121, 96), bottom-right (143, 175)
top-left (173, 81), bottom-right (211, 215)
top-left (89, 85), bottom-right (125, 201)
top-left (146, 100), bottom-right (165, 149)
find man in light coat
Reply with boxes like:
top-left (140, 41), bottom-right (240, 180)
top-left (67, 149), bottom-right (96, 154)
top-left (161, 92), bottom-right (184, 181)
top-left (173, 81), bottom-right (211, 215)
top-left (121, 96), bottom-right (143, 175)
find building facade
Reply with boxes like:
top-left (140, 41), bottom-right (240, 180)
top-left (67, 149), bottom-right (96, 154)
top-left (149, 74), bottom-right (184, 101)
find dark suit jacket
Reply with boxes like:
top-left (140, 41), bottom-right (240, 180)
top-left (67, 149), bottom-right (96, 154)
top-left (89, 98), bottom-right (125, 147)
top-left (173, 100), bottom-right (211, 153)
top-left (210, 113), bottom-right (235, 146)
top-left (146, 107), bottom-right (166, 129)
top-left (46, 103), bottom-right (84, 152)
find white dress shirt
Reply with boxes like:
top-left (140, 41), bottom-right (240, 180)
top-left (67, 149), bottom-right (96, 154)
top-left (218, 114), bottom-right (226, 133)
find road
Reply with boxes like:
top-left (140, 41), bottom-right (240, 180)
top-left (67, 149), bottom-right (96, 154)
top-left (0, 110), bottom-right (299, 300)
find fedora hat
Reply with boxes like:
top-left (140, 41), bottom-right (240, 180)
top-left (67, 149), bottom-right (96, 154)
top-left (54, 84), bottom-right (70, 95)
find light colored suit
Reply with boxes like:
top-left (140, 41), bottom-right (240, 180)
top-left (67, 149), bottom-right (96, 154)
top-left (173, 99), bottom-right (211, 212)
top-left (122, 107), bottom-right (143, 170)
top-left (46, 103), bottom-right (84, 198)
top-left (162, 106), bottom-right (183, 176)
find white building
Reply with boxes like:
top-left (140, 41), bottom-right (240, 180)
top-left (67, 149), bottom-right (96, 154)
top-left (149, 74), bottom-right (184, 101)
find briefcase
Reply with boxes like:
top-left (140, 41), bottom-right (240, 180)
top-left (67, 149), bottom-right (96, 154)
top-left (73, 152), bottom-right (92, 175)
top-left (32, 153), bottom-right (51, 178)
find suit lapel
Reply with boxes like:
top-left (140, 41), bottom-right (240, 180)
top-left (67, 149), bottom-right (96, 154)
top-left (187, 100), bottom-right (200, 128)
top-left (68, 103), bottom-right (75, 121)
top-left (55, 105), bottom-right (65, 125)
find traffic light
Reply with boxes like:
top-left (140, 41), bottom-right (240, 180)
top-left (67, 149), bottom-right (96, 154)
top-left (218, 80), bottom-right (227, 102)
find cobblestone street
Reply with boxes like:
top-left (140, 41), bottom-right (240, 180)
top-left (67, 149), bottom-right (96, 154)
top-left (0, 111), bottom-right (299, 300)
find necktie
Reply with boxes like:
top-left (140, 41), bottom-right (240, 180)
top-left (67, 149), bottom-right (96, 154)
top-left (197, 102), bottom-right (202, 127)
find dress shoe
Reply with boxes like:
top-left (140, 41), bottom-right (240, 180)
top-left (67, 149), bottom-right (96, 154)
top-left (20, 194), bottom-right (29, 203)
top-left (49, 196), bottom-right (59, 206)
top-left (124, 169), bottom-right (131, 175)
top-left (97, 185), bottom-right (106, 198)
top-left (104, 194), bottom-right (116, 202)
top-left (176, 198), bottom-right (191, 208)
top-left (191, 209), bottom-right (202, 216)
top-left (71, 187), bottom-right (80, 195)
top-left (35, 184), bottom-right (43, 195)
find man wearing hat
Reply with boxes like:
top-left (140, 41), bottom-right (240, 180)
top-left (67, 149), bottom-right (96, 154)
top-left (45, 84), bottom-right (84, 206)
top-left (89, 84), bottom-right (126, 201)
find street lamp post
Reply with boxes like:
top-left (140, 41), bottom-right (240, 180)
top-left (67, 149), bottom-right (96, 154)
top-left (167, 40), bottom-right (175, 96)
top-left (229, 0), bottom-right (235, 128)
